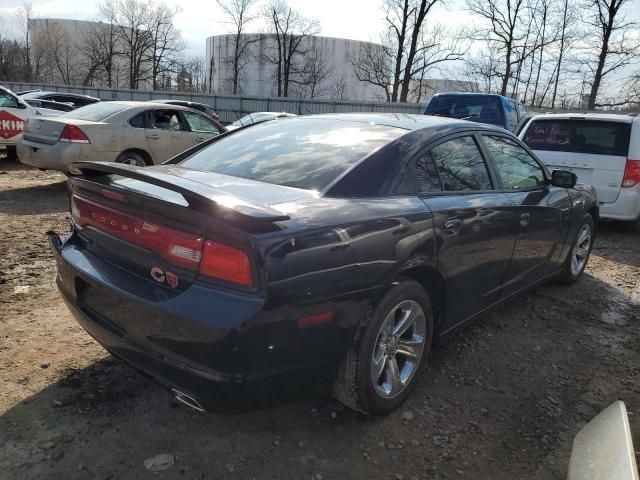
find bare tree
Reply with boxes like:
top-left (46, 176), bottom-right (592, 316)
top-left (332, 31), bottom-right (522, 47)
top-left (347, 40), bottom-right (392, 101)
top-left (102, 0), bottom-right (153, 89)
top-left (147, 3), bottom-right (183, 90)
top-left (330, 73), bottom-right (348, 100)
top-left (466, 0), bottom-right (528, 96)
top-left (550, 0), bottom-right (575, 108)
top-left (79, 18), bottom-right (120, 86)
top-left (14, 4), bottom-right (34, 82)
top-left (216, 0), bottom-right (259, 95)
top-left (296, 46), bottom-right (332, 98)
top-left (36, 22), bottom-right (81, 85)
top-left (262, 0), bottom-right (320, 97)
top-left (582, 0), bottom-right (639, 109)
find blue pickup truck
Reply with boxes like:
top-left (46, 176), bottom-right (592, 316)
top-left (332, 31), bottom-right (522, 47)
top-left (424, 92), bottom-right (528, 132)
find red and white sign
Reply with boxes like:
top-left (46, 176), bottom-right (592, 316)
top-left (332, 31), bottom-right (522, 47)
top-left (0, 111), bottom-right (25, 139)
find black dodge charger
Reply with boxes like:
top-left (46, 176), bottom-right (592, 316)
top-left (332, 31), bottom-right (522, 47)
top-left (48, 114), bottom-right (598, 415)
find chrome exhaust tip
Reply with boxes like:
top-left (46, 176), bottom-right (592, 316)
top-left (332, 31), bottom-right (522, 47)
top-left (171, 388), bottom-right (206, 413)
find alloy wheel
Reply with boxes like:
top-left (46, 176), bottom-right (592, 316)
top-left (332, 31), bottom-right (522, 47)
top-left (570, 224), bottom-right (592, 276)
top-left (370, 300), bottom-right (427, 399)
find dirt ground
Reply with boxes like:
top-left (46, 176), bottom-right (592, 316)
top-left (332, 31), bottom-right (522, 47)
top-left (1, 161), bottom-right (639, 480)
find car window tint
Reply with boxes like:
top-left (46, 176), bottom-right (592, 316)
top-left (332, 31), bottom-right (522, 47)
top-left (484, 135), bottom-right (546, 189)
top-left (62, 102), bottom-right (128, 121)
top-left (151, 110), bottom-right (184, 131)
top-left (183, 111), bottom-right (220, 134)
top-left (428, 136), bottom-right (492, 191)
top-left (415, 154), bottom-right (442, 192)
top-left (180, 119), bottom-right (406, 191)
top-left (522, 120), bottom-right (631, 156)
top-left (425, 95), bottom-right (504, 125)
top-left (0, 91), bottom-right (18, 108)
top-left (129, 112), bottom-right (146, 128)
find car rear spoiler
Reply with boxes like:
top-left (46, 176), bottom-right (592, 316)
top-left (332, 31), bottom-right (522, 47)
top-left (69, 161), bottom-right (290, 222)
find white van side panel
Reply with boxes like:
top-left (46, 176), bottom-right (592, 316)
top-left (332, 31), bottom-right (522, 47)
top-left (533, 149), bottom-right (627, 203)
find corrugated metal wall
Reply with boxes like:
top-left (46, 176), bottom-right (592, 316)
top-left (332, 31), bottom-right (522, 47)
top-left (5, 83), bottom-right (424, 123)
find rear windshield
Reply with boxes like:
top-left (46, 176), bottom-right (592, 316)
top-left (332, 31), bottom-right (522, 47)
top-left (179, 119), bottom-right (406, 190)
top-left (523, 119), bottom-right (631, 156)
top-left (61, 102), bottom-right (128, 121)
top-left (425, 95), bottom-right (504, 125)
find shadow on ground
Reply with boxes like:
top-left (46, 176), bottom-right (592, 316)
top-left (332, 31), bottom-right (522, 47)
top-left (1, 272), bottom-right (638, 480)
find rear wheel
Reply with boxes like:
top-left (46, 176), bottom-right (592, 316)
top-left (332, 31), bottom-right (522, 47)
top-left (333, 279), bottom-right (433, 415)
top-left (557, 213), bottom-right (594, 284)
top-left (116, 151), bottom-right (149, 167)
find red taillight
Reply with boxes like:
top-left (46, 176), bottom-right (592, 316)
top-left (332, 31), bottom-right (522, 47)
top-left (72, 195), bottom-right (203, 270)
top-left (622, 159), bottom-right (640, 188)
top-left (200, 240), bottom-right (252, 286)
top-left (71, 195), bottom-right (254, 286)
top-left (59, 124), bottom-right (90, 144)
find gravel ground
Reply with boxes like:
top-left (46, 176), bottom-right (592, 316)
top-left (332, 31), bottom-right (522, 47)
top-left (1, 162), bottom-right (639, 480)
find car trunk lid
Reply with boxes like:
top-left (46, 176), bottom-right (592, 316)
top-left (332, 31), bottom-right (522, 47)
top-left (23, 117), bottom-right (97, 145)
top-left (67, 161), bottom-right (309, 292)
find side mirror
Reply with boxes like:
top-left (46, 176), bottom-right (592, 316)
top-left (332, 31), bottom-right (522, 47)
top-left (551, 170), bottom-right (577, 189)
top-left (17, 102), bottom-right (28, 109)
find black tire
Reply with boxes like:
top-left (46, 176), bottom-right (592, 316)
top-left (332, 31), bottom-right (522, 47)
top-left (333, 279), bottom-right (434, 415)
top-left (557, 213), bottom-right (595, 284)
top-left (622, 216), bottom-right (640, 234)
top-left (115, 151), bottom-right (150, 167)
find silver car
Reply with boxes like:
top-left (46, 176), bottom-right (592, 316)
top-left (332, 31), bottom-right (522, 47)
top-left (17, 101), bottom-right (226, 172)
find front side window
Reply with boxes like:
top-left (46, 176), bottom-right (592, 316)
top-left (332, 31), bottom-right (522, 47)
top-left (0, 91), bottom-right (19, 108)
top-left (483, 135), bottom-right (546, 189)
top-left (426, 136), bottom-right (493, 192)
top-left (150, 109), bottom-right (185, 131)
top-left (183, 111), bottom-right (221, 134)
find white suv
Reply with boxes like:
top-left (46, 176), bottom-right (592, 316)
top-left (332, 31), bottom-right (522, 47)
top-left (520, 113), bottom-right (640, 232)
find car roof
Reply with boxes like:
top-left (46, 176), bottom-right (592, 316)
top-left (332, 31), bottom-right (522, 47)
top-left (528, 112), bottom-right (636, 124)
top-left (22, 91), bottom-right (99, 100)
top-left (431, 92), bottom-right (517, 102)
top-left (104, 101), bottom-right (194, 110)
top-left (152, 99), bottom-right (210, 107)
top-left (302, 113), bottom-right (508, 133)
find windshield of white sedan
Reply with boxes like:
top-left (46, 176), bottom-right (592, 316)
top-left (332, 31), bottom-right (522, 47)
top-left (180, 119), bottom-right (406, 190)
top-left (61, 102), bottom-right (128, 121)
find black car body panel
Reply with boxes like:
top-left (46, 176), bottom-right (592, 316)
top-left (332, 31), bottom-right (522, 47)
top-left (50, 114), bottom-right (598, 409)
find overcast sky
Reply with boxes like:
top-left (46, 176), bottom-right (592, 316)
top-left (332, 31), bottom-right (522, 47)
top-left (0, 0), bottom-right (638, 86)
top-left (0, 0), bottom-right (473, 55)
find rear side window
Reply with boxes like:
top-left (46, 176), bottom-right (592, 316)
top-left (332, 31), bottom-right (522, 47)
top-left (417, 136), bottom-right (493, 192)
top-left (62, 102), bottom-right (128, 121)
top-left (129, 112), bottom-right (147, 128)
top-left (523, 120), bottom-right (631, 156)
top-left (180, 119), bottom-right (406, 191)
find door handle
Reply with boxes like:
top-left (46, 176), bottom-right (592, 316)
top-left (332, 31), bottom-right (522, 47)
top-left (443, 218), bottom-right (463, 234)
top-left (147, 134), bottom-right (160, 140)
top-left (520, 212), bottom-right (531, 227)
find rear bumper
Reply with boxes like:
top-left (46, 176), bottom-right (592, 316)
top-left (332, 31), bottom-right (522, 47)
top-left (48, 231), bottom-right (354, 409)
top-left (600, 185), bottom-right (640, 221)
top-left (17, 140), bottom-right (113, 172)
